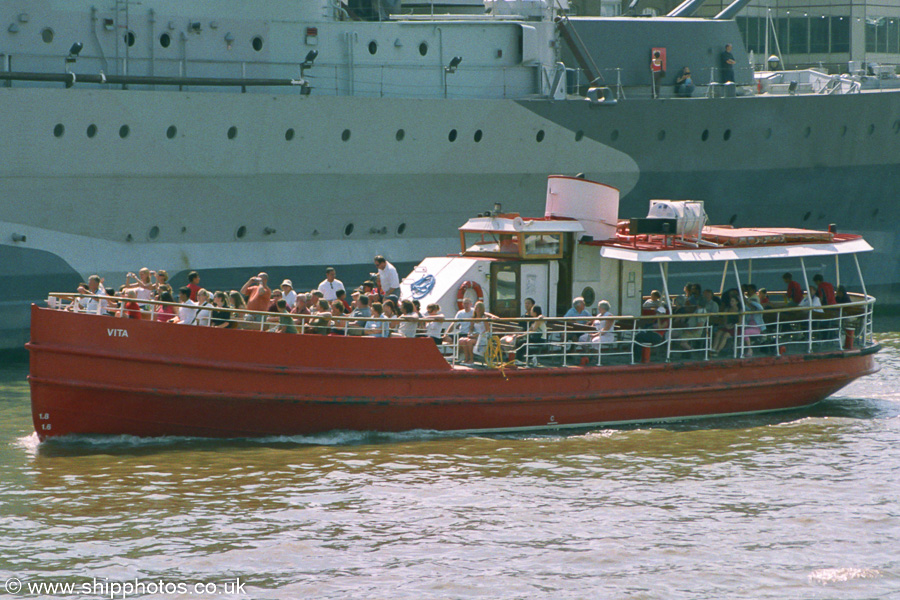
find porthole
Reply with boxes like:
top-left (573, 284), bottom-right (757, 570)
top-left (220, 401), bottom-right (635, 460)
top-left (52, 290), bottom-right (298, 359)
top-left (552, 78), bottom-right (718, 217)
top-left (893, 120), bottom-right (900, 134)
top-left (86, 124), bottom-right (98, 138)
top-left (344, 223), bottom-right (354, 237)
top-left (867, 124), bottom-right (875, 135)
top-left (581, 286), bottom-right (596, 307)
top-left (536, 130), bottom-right (545, 142)
top-left (235, 225), bottom-right (247, 239)
top-left (41, 27), bottom-right (53, 43)
top-left (657, 130), bottom-right (666, 141)
top-left (166, 125), bottom-right (177, 139)
top-left (53, 123), bottom-right (65, 138)
top-left (285, 128), bottom-right (295, 141)
top-left (575, 130), bottom-right (584, 142)
top-left (802, 211), bottom-right (811, 221)
top-left (124, 30), bottom-right (135, 47)
top-left (395, 129), bottom-right (405, 141)
top-left (474, 129), bottom-right (483, 142)
top-left (252, 36), bottom-right (263, 52)
top-left (729, 214), bottom-right (738, 225)
top-left (368, 41), bottom-right (377, 55)
top-left (610, 129), bottom-right (619, 141)
top-left (119, 125), bottom-right (130, 138)
top-left (397, 222), bottom-right (407, 235)
top-left (159, 33), bottom-right (171, 48)
top-left (448, 129), bottom-right (457, 142)
top-left (723, 129), bottom-right (732, 141)
top-left (840, 125), bottom-right (848, 137)
top-left (872, 208), bottom-right (880, 218)
top-left (701, 129), bottom-right (709, 141)
top-left (803, 126), bottom-right (811, 138)
top-left (419, 42), bottom-right (428, 56)
top-left (148, 226), bottom-right (160, 240)
top-left (341, 129), bottom-right (351, 142)
top-left (764, 128), bottom-right (772, 140)
top-left (227, 126), bottom-right (238, 140)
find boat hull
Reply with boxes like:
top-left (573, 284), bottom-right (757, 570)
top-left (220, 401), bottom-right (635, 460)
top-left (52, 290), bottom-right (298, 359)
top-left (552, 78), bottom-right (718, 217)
top-left (27, 306), bottom-right (880, 439)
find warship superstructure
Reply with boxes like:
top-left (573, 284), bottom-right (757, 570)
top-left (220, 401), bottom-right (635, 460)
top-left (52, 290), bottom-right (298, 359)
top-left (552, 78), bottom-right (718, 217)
top-left (2, 0), bottom-right (899, 351)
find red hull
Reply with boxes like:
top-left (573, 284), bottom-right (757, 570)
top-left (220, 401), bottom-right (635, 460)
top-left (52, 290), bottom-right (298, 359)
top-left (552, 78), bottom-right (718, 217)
top-left (28, 306), bottom-right (880, 439)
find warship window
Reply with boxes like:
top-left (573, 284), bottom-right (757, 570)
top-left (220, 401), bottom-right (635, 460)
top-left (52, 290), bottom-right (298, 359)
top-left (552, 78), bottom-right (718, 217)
top-left (764, 128), bottom-right (772, 139)
top-left (167, 125), bottom-right (177, 139)
top-left (575, 130), bottom-right (584, 142)
top-left (610, 129), bottom-right (619, 141)
top-left (368, 41), bottom-right (377, 55)
top-left (723, 129), bottom-right (732, 141)
top-left (149, 226), bottom-right (160, 240)
top-left (236, 226), bottom-right (247, 239)
top-left (285, 128), bottom-right (295, 141)
top-left (395, 129), bottom-right (405, 141)
top-left (341, 129), bottom-right (351, 141)
top-left (124, 30), bottom-right (136, 47)
top-left (867, 124), bottom-right (875, 135)
top-left (228, 126), bottom-right (238, 140)
top-left (536, 130), bottom-right (545, 142)
top-left (86, 124), bottom-right (98, 138)
top-left (119, 125), bottom-right (130, 138)
top-left (397, 223), bottom-right (407, 235)
top-left (840, 125), bottom-right (847, 137)
top-left (802, 211), bottom-right (811, 222)
top-left (419, 42), bottom-right (428, 56)
top-left (581, 286), bottom-right (596, 307)
top-left (803, 126), bottom-right (811, 138)
top-left (474, 129), bottom-right (483, 142)
top-left (701, 129), bottom-right (709, 141)
top-left (159, 33), bottom-right (171, 48)
top-left (729, 214), bottom-right (738, 225)
top-left (344, 223), bottom-right (354, 237)
top-left (53, 123), bottom-right (65, 138)
top-left (448, 129), bottom-right (457, 142)
top-left (252, 36), bottom-right (263, 52)
top-left (894, 120), bottom-right (900, 134)
top-left (657, 130), bottom-right (666, 141)
top-left (41, 27), bottom-right (53, 43)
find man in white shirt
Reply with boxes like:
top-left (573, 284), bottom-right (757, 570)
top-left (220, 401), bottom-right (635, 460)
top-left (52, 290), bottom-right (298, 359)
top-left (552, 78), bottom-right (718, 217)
top-left (281, 279), bottom-right (297, 309)
top-left (452, 297), bottom-right (474, 336)
top-left (374, 255), bottom-right (401, 297)
top-left (317, 267), bottom-right (345, 302)
top-left (171, 286), bottom-right (199, 324)
top-left (76, 274), bottom-right (108, 314)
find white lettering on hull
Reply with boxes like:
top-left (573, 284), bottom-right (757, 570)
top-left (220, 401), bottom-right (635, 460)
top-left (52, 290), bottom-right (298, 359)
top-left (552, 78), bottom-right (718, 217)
top-left (107, 328), bottom-right (129, 337)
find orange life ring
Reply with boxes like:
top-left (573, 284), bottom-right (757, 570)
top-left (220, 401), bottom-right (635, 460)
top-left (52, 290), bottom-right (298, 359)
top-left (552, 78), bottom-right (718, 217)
top-left (457, 280), bottom-right (484, 309)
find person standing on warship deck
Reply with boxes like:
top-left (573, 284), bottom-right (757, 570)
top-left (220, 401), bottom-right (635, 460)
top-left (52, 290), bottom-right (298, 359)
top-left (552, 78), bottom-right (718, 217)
top-left (721, 44), bottom-right (736, 83)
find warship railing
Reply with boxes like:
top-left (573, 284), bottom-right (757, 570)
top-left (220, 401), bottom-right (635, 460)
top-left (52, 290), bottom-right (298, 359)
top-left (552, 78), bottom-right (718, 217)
top-left (46, 292), bottom-right (875, 369)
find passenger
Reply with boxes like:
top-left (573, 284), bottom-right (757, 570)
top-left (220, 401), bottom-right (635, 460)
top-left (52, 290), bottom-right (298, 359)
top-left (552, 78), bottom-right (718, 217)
top-left (651, 50), bottom-right (664, 98)
top-left (579, 300), bottom-right (616, 347)
top-left (240, 273), bottom-right (271, 323)
top-left (675, 66), bottom-right (695, 97)
top-left (458, 301), bottom-right (496, 364)
top-left (267, 288), bottom-right (284, 312)
top-left (123, 268), bottom-right (155, 314)
top-left (186, 271), bottom-right (201, 302)
top-left (311, 299), bottom-right (333, 334)
top-left (119, 289), bottom-right (141, 319)
top-left (211, 291), bottom-right (233, 328)
top-left (274, 299), bottom-right (298, 334)
top-left (373, 255), bottom-right (401, 297)
top-left (701, 289), bottom-right (720, 314)
top-left (518, 297), bottom-right (536, 329)
top-left (564, 296), bottom-right (592, 347)
top-left (195, 289), bottom-right (213, 327)
top-left (642, 290), bottom-right (665, 312)
top-left (742, 289), bottom-right (766, 356)
top-left (170, 286), bottom-right (199, 325)
top-left (782, 272), bottom-right (804, 306)
top-left (365, 302), bottom-right (388, 337)
top-left (711, 295), bottom-right (741, 354)
top-left (381, 299), bottom-right (398, 336)
top-left (423, 303), bottom-right (446, 344)
top-left (445, 297), bottom-right (475, 342)
top-left (515, 305), bottom-right (546, 362)
top-left (228, 290), bottom-right (249, 327)
top-left (398, 299), bottom-right (419, 338)
top-left (835, 285), bottom-right (852, 304)
top-left (411, 299), bottom-right (423, 318)
top-left (335, 288), bottom-right (352, 313)
top-left (155, 290), bottom-right (176, 323)
top-left (280, 279), bottom-right (297, 309)
top-left (318, 267), bottom-right (344, 302)
top-left (633, 306), bottom-right (668, 362)
top-left (721, 43), bottom-right (736, 83)
top-left (813, 274), bottom-right (836, 305)
top-left (758, 287), bottom-right (771, 308)
top-left (798, 290), bottom-right (824, 314)
top-left (309, 291), bottom-right (325, 312)
top-left (348, 294), bottom-right (372, 335)
top-left (74, 275), bottom-right (108, 314)
top-left (154, 269), bottom-right (169, 292)
top-left (330, 300), bottom-right (348, 334)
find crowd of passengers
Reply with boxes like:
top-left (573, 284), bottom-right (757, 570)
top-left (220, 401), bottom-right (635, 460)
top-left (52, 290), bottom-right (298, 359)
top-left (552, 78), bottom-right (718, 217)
top-left (65, 263), bottom-right (859, 363)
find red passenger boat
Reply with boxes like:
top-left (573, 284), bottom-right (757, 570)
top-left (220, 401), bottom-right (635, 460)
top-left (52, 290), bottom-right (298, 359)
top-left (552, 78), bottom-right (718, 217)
top-left (27, 177), bottom-right (880, 440)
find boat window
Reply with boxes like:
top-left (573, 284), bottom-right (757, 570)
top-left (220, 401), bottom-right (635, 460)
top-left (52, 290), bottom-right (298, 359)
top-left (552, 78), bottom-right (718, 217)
top-left (462, 231), bottom-right (521, 256)
top-left (496, 271), bottom-right (517, 302)
top-left (523, 233), bottom-right (561, 257)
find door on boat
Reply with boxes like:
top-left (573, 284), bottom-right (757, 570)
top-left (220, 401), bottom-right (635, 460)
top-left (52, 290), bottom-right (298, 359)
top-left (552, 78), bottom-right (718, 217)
top-left (490, 262), bottom-right (520, 318)
top-left (490, 262), bottom-right (556, 318)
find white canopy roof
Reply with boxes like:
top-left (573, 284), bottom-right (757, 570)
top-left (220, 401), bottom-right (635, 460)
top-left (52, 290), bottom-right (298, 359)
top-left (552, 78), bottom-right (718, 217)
top-left (598, 237), bottom-right (873, 263)
top-left (461, 216), bottom-right (585, 234)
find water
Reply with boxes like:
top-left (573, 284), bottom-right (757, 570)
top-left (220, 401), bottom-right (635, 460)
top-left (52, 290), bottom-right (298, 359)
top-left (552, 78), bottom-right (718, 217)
top-left (1, 336), bottom-right (899, 599)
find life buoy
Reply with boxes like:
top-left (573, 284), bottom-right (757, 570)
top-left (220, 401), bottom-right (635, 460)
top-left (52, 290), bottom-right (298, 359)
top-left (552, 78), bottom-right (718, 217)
top-left (457, 280), bottom-right (484, 309)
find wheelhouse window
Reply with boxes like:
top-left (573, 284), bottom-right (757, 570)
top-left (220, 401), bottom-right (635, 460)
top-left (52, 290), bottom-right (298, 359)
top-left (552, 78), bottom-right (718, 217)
top-left (461, 231), bottom-right (522, 256)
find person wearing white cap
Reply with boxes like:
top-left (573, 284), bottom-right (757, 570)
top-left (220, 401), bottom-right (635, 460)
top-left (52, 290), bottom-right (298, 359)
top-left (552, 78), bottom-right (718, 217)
top-left (281, 279), bottom-right (297, 309)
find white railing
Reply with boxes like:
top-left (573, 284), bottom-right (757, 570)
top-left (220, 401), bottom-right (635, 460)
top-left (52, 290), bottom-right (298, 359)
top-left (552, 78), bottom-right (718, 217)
top-left (46, 291), bottom-right (876, 369)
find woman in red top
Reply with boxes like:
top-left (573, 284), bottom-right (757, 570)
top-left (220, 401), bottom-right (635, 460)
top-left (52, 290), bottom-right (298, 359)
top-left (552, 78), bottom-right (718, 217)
top-left (155, 290), bottom-right (176, 323)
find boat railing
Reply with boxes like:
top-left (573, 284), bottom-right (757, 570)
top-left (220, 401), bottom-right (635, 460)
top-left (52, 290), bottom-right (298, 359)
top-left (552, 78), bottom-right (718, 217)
top-left (44, 292), bottom-right (876, 368)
